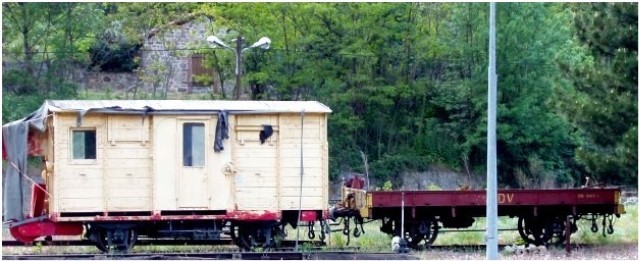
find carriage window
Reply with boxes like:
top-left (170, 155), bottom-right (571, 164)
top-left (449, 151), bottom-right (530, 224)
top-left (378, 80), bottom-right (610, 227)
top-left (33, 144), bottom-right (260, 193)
top-left (72, 130), bottom-right (97, 159)
top-left (183, 123), bottom-right (205, 167)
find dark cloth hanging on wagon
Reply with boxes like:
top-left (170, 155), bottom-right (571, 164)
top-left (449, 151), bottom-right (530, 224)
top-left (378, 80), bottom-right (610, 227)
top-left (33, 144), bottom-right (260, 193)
top-left (259, 125), bottom-right (273, 144)
top-left (214, 110), bottom-right (229, 152)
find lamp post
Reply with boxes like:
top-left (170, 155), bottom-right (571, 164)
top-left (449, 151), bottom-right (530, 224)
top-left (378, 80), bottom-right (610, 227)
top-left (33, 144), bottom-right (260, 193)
top-left (206, 35), bottom-right (271, 100)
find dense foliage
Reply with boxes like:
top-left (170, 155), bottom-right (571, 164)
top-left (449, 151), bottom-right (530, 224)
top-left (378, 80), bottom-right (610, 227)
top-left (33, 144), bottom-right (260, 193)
top-left (2, 3), bottom-right (637, 188)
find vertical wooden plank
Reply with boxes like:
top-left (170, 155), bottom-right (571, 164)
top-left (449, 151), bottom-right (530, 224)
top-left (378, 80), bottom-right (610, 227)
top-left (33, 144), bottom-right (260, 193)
top-left (101, 116), bottom-right (108, 212)
top-left (149, 116), bottom-right (156, 214)
top-left (230, 114), bottom-right (237, 208)
top-left (276, 114), bottom-right (281, 211)
top-left (152, 116), bottom-right (178, 210)
top-left (206, 113), bottom-right (233, 210)
top-left (107, 115), bottom-right (114, 146)
top-left (142, 115), bottom-right (148, 146)
top-left (51, 113), bottom-right (59, 214)
top-left (323, 114), bottom-right (328, 206)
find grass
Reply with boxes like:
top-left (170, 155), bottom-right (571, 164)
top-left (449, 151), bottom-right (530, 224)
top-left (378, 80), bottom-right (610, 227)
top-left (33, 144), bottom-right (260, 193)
top-left (572, 205), bottom-right (638, 244)
top-left (306, 205), bottom-right (638, 252)
top-left (284, 221), bottom-right (391, 251)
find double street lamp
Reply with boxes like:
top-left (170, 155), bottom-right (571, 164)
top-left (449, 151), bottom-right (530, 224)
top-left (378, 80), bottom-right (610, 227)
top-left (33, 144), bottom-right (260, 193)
top-left (206, 35), bottom-right (271, 100)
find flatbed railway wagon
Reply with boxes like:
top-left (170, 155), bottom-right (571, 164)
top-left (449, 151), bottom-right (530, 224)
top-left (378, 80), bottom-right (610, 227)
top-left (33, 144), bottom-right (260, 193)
top-left (335, 177), bottom-right (626, 248)
top-left (3, 100), bottom-right (331, 252)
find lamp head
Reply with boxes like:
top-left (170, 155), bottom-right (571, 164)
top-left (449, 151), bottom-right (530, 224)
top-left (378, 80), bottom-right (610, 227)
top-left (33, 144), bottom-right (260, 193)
top-left (206, 35), bottom-right (230, 48)
top-left (250, 37), bottom-right (271, 50)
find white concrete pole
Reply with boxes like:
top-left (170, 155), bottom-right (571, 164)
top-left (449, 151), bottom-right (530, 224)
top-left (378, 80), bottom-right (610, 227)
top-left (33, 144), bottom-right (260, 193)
top-left (486, 2), bottom-right (499, 260)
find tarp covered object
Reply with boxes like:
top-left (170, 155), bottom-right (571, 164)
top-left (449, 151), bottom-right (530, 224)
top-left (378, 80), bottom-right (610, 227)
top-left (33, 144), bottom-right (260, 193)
top-left (2, 103), bottom-right (49, 222)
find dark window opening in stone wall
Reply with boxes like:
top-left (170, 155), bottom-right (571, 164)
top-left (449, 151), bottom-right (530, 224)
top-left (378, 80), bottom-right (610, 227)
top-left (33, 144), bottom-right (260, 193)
top-left (190, 54), bottom-right (214, 93)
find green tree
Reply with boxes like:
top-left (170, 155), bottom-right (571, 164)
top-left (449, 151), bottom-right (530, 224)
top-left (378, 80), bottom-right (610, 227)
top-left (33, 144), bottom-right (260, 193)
top-left (3, 3), bottom-right (105, 122)
top-left (559, 3), bottom-right (637, 185)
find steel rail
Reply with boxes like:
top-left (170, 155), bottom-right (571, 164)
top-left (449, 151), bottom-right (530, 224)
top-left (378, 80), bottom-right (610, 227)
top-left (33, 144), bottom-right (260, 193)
top-left (1, 239), bottom-right (326, 247)
top-left (1, 244), bottom-right (609, 260)
top-left (2, 251), bottom-right (425, 260)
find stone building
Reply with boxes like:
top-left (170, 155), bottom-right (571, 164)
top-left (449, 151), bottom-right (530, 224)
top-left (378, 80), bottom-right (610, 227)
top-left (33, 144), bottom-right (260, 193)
top-left (67, 14), bottom-right (229, 97)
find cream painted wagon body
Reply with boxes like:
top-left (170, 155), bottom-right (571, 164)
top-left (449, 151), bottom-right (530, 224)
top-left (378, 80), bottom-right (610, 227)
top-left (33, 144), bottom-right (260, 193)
top-left (2, 100), bottom-right (331, 251)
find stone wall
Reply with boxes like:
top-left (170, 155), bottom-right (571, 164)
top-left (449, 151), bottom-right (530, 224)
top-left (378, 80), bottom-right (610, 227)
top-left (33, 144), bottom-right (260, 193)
top-left (70, 70), bottom-right (139, 92)
top-left (140, 16), bottom-right (220, 94)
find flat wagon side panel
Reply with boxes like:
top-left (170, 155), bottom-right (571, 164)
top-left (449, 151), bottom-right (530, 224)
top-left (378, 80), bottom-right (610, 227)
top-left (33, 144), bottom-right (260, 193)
top-left (494, 189), bottom-right (620, 206)
top-left (277, 114), bottom-right (327, 210)
top-left (369, 189), bottom-right (621, 208)
top-left (53, 113), bottom-right (106, 213)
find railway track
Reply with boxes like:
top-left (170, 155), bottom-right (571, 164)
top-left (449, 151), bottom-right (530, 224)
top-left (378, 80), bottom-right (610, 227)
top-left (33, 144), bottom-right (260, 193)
top-left (0, 244), bottom-right (606, 260)
top-left (2, 251), bottom-right (420, 260)
top-left (1, 239), bottom-right (326, 247)
top-left (2, 242), bottom-right (609, 260)
top-left (2, 252), bottom-right (308, 260)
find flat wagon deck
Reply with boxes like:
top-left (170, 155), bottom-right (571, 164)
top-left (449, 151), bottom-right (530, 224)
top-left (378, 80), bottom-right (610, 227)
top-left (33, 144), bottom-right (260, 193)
top-left (334, 177), bottom-right (625, 249)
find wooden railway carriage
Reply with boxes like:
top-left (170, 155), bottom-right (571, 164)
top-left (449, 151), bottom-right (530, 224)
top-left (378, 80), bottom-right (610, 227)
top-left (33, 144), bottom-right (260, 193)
top-left (3, 100), bottom-right (331, 251)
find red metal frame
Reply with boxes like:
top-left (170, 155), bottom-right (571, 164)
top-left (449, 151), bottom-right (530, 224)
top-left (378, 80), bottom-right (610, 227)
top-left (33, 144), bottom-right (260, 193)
top-left (9, 221), bottom-right (83, 243)
top-left (49, 210), bottom-right (283, 222)
top-left (49, 209), bottom-right (330, 222)
top-left (368, 188), bottom-right (621, 208)
top-left (30, 184), bottom-right (47, 218)
top-left (300, 211), bottom-right (317, 222)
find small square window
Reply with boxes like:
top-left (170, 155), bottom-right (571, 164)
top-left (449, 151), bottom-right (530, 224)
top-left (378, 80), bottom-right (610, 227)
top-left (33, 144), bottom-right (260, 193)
top-left (72, 130), bottom-right (96, 159)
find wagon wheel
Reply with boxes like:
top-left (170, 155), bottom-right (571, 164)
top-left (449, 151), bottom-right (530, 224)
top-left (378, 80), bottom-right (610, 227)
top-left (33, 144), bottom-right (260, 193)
top-left (405, 218), bottom-right (439, 249)
top-left (94, 228), bottom-right (138, 253)
top-left (542, 217), bottom-right (567, 246)
top-left (517, 217), bottom-right (546, 245)
top-left (424, 219), bottom-right (439, 246)
top-left (403, 221), bottom-right (423, 249)
top-left (237, 222), bottom-right (283, 251)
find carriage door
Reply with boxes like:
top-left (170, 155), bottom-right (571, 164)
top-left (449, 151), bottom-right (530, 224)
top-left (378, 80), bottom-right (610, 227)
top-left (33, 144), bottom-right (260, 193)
top-left (177, 120), bottom-right (209, 208)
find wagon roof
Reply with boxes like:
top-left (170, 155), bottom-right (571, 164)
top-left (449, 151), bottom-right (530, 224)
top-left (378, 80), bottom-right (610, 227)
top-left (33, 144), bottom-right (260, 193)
top-left (45, 100), bottom-right (332, 113)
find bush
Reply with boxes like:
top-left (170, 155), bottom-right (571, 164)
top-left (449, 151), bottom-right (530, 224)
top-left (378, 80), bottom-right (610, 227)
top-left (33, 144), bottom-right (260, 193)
top-left (370, 154), bottom-right (430, 185)
top-left (2, 93), bottom-right (45, 123)
top-left (89, 41), bottom-right (141, 72)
